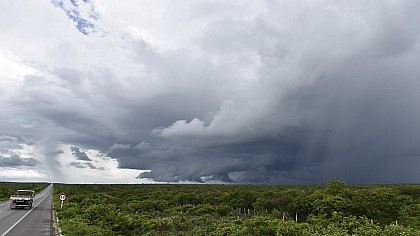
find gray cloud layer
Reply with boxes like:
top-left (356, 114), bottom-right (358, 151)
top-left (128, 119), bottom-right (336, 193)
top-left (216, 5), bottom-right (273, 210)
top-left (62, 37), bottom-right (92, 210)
top-left (69, 161), bottom-right (103, 170)
top-left (1, 0), bottom-right (420, 183)
top-left (71, 146), bottom-right (92, 161)
top-left (0, 154), bottom-right (39, 167)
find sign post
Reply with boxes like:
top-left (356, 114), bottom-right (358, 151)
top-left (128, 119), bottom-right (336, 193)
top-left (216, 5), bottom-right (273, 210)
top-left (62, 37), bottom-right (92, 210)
top-left (59, 194), bottom-right (66, 209)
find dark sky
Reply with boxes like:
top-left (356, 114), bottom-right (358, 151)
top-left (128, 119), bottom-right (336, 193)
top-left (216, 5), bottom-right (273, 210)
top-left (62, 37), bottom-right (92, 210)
top-left (1, 0), bottom-right (420, 183)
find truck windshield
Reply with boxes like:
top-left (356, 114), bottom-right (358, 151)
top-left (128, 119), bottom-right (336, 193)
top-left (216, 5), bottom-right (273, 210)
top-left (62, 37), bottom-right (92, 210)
top-left (17, 190), bottom-right (34, 196)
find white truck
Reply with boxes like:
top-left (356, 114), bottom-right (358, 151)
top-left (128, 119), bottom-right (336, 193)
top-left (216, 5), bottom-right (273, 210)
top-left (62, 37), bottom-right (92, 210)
top-left (10, 190), bottom-right (35, 209)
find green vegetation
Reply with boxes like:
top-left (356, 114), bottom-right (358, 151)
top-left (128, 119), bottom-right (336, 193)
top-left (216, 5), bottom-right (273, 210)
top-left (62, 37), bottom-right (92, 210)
top-left (53, 179), bottom-right (420, 235)
top-left (0, 182), bottom-right (49, 201)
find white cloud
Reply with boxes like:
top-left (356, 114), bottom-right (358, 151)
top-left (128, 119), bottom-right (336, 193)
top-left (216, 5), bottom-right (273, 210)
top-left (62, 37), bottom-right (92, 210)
top-left (0, 168), bottom-right (48, 181)
top-left (154, 118), bottom-right (206, 139)
top-left (56, 144), bottom-right (149, 184)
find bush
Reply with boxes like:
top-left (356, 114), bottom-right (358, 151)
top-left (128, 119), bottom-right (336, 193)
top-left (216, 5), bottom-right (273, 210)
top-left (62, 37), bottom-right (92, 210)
top-left (52, 183), bottom-right (420, 235)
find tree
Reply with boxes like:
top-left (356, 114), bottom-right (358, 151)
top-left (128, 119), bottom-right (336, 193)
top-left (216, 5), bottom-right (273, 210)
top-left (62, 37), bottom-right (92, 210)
top-left (326, 177), bottom-right (348, 195)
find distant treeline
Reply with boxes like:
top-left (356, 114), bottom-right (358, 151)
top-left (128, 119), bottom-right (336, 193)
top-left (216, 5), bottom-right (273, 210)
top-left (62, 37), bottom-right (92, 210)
top-left (53, 178), bottom-right (420, 235)
top-left (0, 182), bottom-right (49, 201)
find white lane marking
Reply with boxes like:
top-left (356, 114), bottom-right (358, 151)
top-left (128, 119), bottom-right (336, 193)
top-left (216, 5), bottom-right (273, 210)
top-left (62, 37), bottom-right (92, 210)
top-left (1, 186), bottom-right (51, 236)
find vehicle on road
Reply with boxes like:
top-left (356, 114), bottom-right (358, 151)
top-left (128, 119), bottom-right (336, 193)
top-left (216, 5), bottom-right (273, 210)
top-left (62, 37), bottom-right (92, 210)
top-left (10, 190), bottom-right (35, 209)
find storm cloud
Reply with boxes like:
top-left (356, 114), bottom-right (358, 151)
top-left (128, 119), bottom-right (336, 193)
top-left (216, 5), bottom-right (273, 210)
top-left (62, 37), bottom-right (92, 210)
top-left (71, 146), bottom-right (92, 161)
top-left (1, 0), bottom-right (420, 183)
top-left (0, 154), bottom-right (39, 167)
top-left (69, 161), bottom-right (103, 170)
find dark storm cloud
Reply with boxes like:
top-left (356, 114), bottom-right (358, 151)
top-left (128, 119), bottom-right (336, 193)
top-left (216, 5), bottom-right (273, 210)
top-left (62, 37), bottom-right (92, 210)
top-left (69, 161), bottom-right (103, 170)
top-left (71, 146), bottom-right (92, 161)
top-left (288, 57), bottom-right (420, 183)
top-left (3, 1), bottom-right (420, 184)
top-left (135, 128), bottom-right (310, 183)
top-left (0, 154), bottom-right (39, 167)
top-left (107, 126), bottom-right (310, 183)
top-left (129, 1), bottom-right (420, 184)
top-left (61, 1), bottom-right (420, 183)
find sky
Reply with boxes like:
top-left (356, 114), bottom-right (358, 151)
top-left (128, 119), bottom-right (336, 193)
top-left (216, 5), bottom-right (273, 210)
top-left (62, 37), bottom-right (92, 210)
top-left (1, 0), bottom-right (420, 184)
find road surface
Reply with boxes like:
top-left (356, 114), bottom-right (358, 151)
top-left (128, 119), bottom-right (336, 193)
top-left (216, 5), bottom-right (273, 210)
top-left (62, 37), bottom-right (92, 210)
top-left (0, 184), bottom-right (53, 236)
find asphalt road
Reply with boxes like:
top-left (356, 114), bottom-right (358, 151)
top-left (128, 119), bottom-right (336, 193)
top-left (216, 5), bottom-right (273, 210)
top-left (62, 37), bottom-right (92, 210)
top-left (0, 184), bottom-right (53, 236)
